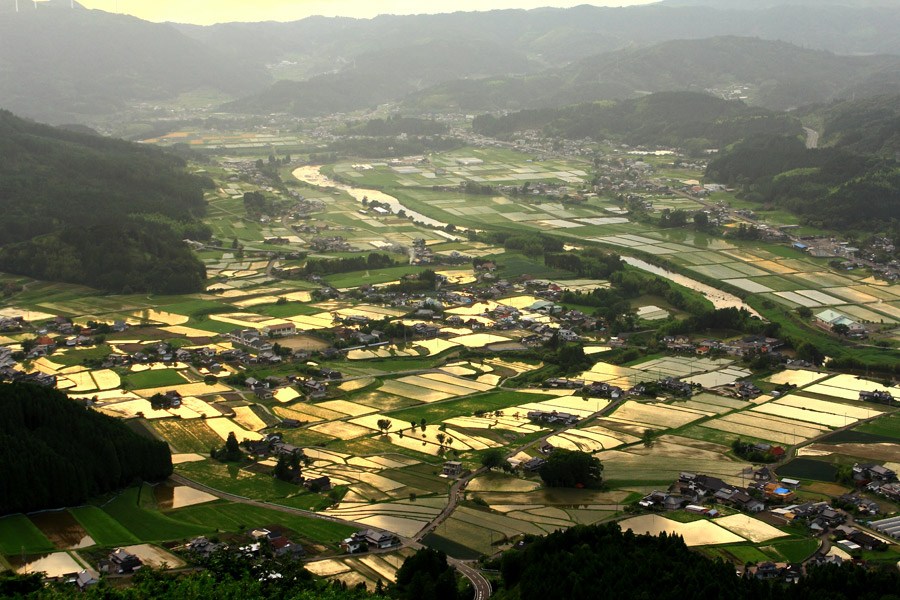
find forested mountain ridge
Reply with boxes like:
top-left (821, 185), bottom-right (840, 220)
top-left (223, 39), bottom-right (529, 117)
top-left (705, 134), bottom-right (900, 231)
top-left (0, 110), bottom-right (210, 294)
top-left (404, 37), bottom-right (900, 113)
top-left (0, 1), bottom-right (270, 123)
top-left (6, 3), bottom-right (900, 123)
top-left (810, 94), bottom-right (900, 157)
top-left (178, 2), bottom-right (900, 72)
top-left (0, 383), bottom-right (172, 515)
top-left (473, 92), bottom-right (803, 152)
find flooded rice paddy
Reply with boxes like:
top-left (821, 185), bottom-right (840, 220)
top-left (29, 511), bottom-right (94, 550)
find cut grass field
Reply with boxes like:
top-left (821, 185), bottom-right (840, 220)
top-left (171, 503), bottom-right (356, 544)
top-left (52, 344), bottom-right (114, 367)
top-left (326, 266), bottom-right (428, 289)
top-left (770, 538), bottom-right (819, 563)
top-left (0, 514), bottom-right (55, 554)
top-left (70, 506), bottom-right (140, 546)
top-left (123, 369), bottom-right (188, 390)
top-left (174, 460), bottom-right (298, 501)
top-left (102, 487), bottom-right (208, 542)
top-left (710, 544), bottom-right (774, 565)
top-left (855, 414), bottom-right (900, 440)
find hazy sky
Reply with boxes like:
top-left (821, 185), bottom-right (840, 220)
top-left (66, 1), bottom-right (658, 25)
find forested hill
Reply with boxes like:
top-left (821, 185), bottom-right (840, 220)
top-left (813, 94), bottom-right (900, 157)
top-left (473, 92), bottom-right (802, 152)
top-left (0, 110), bottom-right (211, 294)
top-left (223, 39), bottom-right (528, 117)
top-left (404, 37), bottom-right (900, 113)
top-left (0, 383), bottom-right (172, 515)
top-left (705, 135), bottom-right (900, 231)
top-left (494, 523), bottom-right (900, 600)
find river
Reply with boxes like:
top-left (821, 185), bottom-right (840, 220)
top-left (291, 165), bottom-right (449, 228)
top-left (622, 257), bottom-right (761, 317)
top-left (292, 166), bottom-right (759, 315)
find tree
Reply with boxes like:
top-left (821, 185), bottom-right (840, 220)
top-left (642, 429), bottom-right (657, 448)
top-left (224, 432), bottom-right (242, 462)
top-left (693, 211), bottom-right (709, 230)
top-left (410, 420), bottom-right (417, 431)
top-left (393, 548), bottom-right (458, 600)
top-left (832, 323), bottom-right (850, 336)
top-left (796, 306), bottom-right (813, 319)
top-left (539, 449), bottom-right (603, 488)
top-left (273, 455), bottom-right (293, 482)
top-left (481, 448), bottom-right (505, 471)
top-left (420, 418), bottom-right (427, 431)
top-left (796, 340), bottom-right (825, 366)
top-left (377, 418), bottom-right (392, 435)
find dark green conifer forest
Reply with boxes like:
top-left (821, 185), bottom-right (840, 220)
top-left (0, 110), bottom-right (211, 293)
top-left (0, 383), bottom-right (173, 514)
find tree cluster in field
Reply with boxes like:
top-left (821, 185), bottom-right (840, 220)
top-left (544, 247), bottom-right (623, 279)
top-left (304, 253), bottom-right (400, 276)
top-left (273, 451), bottom-right (304, 483)
top-left (466, 230), bottom-right (565, 260)
top-left (211, 432), bottom-right (244, 463)
top-left (656, 306), bottom-right (774, 338)
top-left (0, 383), bottom-right (172, 515)
top-left (537, 449), bottom-right (604, 489)
top-left (706, 134), bottom-right (900, 231)
top-left (0, 110), bottom-right (211, 294)
top-left (494, 522), bottom-right (900, 600)
top-left (731, 439), bottom-right (778, 463)
top-left (559, 266), bottom-right (710, 327)
top-left (382, 269), bottom-right (441, 294)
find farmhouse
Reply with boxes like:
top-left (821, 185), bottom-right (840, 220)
top-left (102, 549), bottom-right (142, 574)
top-left (859, 390), bottom-right (894, 404)
top-left (853, 463), bottom-right (897, 482)
top-left (815, 309), bottom-right (866, 335)
top-left (263, 322), bottom-right (297, 337)
top-left (527, 410), bottom-right (579, 425)
top-left (75, 570), bottom-right (99, 590)
top-left (352, 529), bottom-right (396, 549)
top-left (764, 483), bottom-right (796, 502)
top-left (442, 461), bottom-right (463, 477)
top-left (229, 329), bottom-right (273, 352)
top-left (304, 476), bottom-right (332, 492)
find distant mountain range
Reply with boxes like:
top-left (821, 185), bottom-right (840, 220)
top-left (402, 37), bottom-right (900, 113)
top-left (223, 39), bottom-right (529, 117)
top-left (3, 1), bottom-right (900, 122)
top-left (0, 1), bottom-right (269, 122)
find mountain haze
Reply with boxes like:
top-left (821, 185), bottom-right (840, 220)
top-left (0, 2), bottom-right (269, 122)
top-left (403, 37), bottom-right (900, 113)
